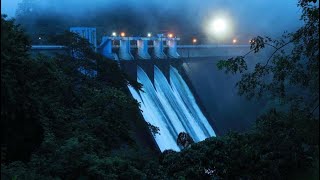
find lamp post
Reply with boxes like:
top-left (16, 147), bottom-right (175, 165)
top-left (188, 38), bottom-right (198, 58)
top-left (38, 36), bottom-right (42, 45)
top-left (192, 38), bottom-right (197, 44)
top-left (232, 38), bottom-right (237, 44)
top-left (112, 32), bottom-right (117, 45)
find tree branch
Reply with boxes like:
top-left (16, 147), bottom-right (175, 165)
top-left (264, 40), bottom-right (295, 67)
top-left (311, 103), bottom-right (319, 115)
top-left (243, 49), bottom-right (254, 57)
top-left (262, 22), bottom-right (315, 69)
top-left (265, 43), bottom-right (278, 49)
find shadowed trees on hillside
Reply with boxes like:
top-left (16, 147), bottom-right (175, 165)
top-left (159, 0), bottom-right (319, 179)
top-left (217, 0), bottom-right (319, 116)
top-left (1, 15), bottom-right (157, 179)
top-left (1, 0), bottom-right (319, 179)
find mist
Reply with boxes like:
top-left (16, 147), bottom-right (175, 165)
top-left (2, 0), bottom-right (303, 44)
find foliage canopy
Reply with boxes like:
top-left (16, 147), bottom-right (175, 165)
top-left (1, 0), bottom-right (319, 179)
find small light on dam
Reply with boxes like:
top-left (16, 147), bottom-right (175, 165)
top-left (192, 38), bottom-right (197, 44)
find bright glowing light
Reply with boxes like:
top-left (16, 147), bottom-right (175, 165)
top-left (206, 15), bottom-right (233, 41)
top-left (212, 18), bottom-right (227, 34)
top-left (192, 38), bottom-right (197, 43)
top-left (120, 32), bottom-right (125, 37)
top-left (112, 32), bottom-right (117, 36)
top-left (38, 37), bottom-right (41, 40)
top-left (232, 39), bottom-right (237, 43)
top-left (147, 33), bottom-right (152, 37)
top-left (168, 33), bottom-right (173, 38)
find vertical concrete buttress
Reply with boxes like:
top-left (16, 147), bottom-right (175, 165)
top-left (137, 39), bottom-right (151, 59)
top-left (119, 39), bottom-right (134, 60)
top-left (100, 38), bottom-right (116, 60)
top-left (70, 27), bottom-right (97, 51)
top-left (153, 39), bottom-right (167, 59)
top-left (167, 39), bottom-right (180, 59)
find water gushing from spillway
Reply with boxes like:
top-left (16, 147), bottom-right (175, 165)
top-left (128, 65), bottom-right (216, 152)
top-left (170, 66), bottom-right (216, 137)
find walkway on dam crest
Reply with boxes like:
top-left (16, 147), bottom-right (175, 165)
top-left (31, 44), bottom-right (250, 59)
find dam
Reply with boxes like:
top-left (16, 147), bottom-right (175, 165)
top-left (31, 27), bottom-right (266, 152)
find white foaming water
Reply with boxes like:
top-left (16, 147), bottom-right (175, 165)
top-left (170, 66), bottom-right (216, 137)
top-left (154, 66), bottom-right (206, 142)
top-left (128, 65), bottom-right (216, 152)
top-left (129, 67), bottom-right (180, 151)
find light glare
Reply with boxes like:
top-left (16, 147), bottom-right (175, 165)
top-left (192, 38), bottom-right (197, 43)
top-left (205, 15), bottom-right (233, 41)
top-left (212, 19), bottom-right (227, 33)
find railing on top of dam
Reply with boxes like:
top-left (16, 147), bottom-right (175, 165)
top-left (30, 44), bottom-right (251, 59)
top-left (104, 44), bottom-right (250, 48)
top-left (31, 44), bottom-right (250, 49)
top-left (178, 44), bottom-right (250, 48)
top-left (31, 45), bottom-right (66, 49)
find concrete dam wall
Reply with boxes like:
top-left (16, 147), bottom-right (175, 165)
top-left (123, 55), bottom-right (267, 137)
top-left (30, 41), bottom-right (269, 151)
top-left (119, 45), bottom-right (270, 136)
top-left (179, 56), bottom-right (267, 135)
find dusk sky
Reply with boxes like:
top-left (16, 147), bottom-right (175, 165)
top-left (1, 0), bottom-right (303, 42)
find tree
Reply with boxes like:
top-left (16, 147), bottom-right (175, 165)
top-left (15, 0), bottom-right (38, 18)
top-left (217, 0), bottom-right (319, 116)
top-left (1, 15), bottom-right (157, 179)
top-left (15, 0), bottom-right (40, 40)
top-left (2, 0), bottom-right (318, 178)
top-left (159, 0), bottom-right (319, 179)
top-left (1, 14), bottom-right (43, 163)
top-left (15, 0), bottom-right (68, 44)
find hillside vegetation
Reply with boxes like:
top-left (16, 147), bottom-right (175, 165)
top-left (1, 0), bottom-right (319, 179)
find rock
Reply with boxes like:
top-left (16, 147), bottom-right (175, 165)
top-left (177, 132), bottom-right (194, 149)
